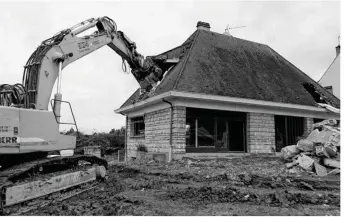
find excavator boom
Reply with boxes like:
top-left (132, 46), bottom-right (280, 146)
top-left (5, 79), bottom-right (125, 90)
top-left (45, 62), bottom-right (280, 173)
top-left (0, 17), bottom-right (166, 211)
top-left (20, 16), bottom-right (160, 110)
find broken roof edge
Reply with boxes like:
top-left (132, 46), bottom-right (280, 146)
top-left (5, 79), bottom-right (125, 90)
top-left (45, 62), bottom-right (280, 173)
top-left (266, 45), bottom-right (341, 105)
top-left (114, 91), bottom-right (339, 119)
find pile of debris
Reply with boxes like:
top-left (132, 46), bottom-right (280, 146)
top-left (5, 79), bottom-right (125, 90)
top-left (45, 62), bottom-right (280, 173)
top-left (281, 119), bottom-right (340, 176)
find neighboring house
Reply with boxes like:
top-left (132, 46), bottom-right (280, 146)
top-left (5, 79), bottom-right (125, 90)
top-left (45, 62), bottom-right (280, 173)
top-left (115, 21), bottom-right (340, 161)
top-left (318, 44), bottom-right (340, 99)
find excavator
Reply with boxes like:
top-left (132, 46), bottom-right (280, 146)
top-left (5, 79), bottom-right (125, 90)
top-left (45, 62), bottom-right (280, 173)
top-left (0, 16), bottom-right (163, 211)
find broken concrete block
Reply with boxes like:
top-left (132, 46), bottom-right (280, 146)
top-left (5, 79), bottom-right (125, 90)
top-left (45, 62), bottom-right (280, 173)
top-left (314, 162), bottom-right (328, 176)
top-left (311, 156), bottom-right (321, 164)
top-left (296, 154), bottom-right (314, 170)
top-left (315, 131), bottom-right (333, 144)
top-left (323, 125), bottom-right (340, 132)
top-left (335, 153), bottom-right (340, 161)
top-left (315, 145), bottom-right (330, 158)
top-left (306, 129), bottom-right (320, 143)
top-left (324, 142), bottom-right (338, 157)
top-left (296, 139), bottom-right (314, 152)
top-left (281, 145), bottom-right (300, 160)
top-left (313, 119), bottom-right (337, 129)
top-left (323, 158), bottom-right (340, 168)
top-left (327, 168), bottom-right (340, 175)
top-left (289, 166), bottom-right (302, 174)
top-left (286, 161), bottom-right (298, 169)
top-left (323, 119), bottom-right (337, 126)
top-left (328, 131), bottom-right (340, 147)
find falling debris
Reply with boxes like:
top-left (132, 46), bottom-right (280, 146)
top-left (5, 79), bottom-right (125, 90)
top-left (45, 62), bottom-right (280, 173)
top-left (281, 119), bottom-right (340, 176)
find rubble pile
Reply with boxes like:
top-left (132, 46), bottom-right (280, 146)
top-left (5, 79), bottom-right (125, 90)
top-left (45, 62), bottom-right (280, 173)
top-left (281, 119), bottom-right (340, 176)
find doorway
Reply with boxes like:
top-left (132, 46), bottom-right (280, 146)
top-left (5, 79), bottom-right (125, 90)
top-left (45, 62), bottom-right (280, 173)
top-left (275, 115), bottom-right (304, 152)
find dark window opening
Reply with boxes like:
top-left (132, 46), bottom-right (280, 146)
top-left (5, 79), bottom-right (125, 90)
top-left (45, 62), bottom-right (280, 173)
top-left (314, 118), bottom-right (325, 124)
top-left (198, 117), bottom-right (216, 147)
top-left (185, 108), bottom-right (246, 153)
top-left (275, 115), bottom-right (304, 152)
top-left (216, 119), bottom-right (227, 149)
top-left (302, 83), bottom-right (327, 103)
top-left (131, 116), bottom-right (145, 137)
top-left (228, 121), bottom-right (246, 151)
top-left (186, 118), bottom-right (195, 147)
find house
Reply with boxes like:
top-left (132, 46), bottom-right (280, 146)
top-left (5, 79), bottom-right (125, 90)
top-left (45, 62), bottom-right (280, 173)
top-left (318, 44), bottom-right (340, 99)
top-left (115, 21), bottom-right (340, 161)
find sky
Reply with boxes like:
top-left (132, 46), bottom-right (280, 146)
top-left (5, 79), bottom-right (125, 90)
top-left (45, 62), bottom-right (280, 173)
top-left (0, 0), bottom-right (341, 133)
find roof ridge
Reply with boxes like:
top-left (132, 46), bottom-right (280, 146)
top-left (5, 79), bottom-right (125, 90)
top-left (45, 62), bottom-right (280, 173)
top-left (153, 44), bottom-right (187, 57)
top-left (318, 54), bottom-right (339, 82)
top-left (172, 30), bottom-right (200, 90)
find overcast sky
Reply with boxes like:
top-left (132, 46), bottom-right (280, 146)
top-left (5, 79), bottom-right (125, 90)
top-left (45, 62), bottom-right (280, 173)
top-left (0, 0), bottom-right (340, 133)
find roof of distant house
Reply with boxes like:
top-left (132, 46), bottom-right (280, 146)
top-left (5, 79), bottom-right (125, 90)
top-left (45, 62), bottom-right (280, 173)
top-left (120, 29), bottom-right (340, 109)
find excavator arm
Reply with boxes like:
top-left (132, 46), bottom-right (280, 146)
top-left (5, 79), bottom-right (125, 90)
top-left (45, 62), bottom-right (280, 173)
top-left (21, 16), bottom-right (161, 110)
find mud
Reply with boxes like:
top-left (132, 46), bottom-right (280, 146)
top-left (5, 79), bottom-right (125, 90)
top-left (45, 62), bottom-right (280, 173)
top-left (11, 156), bottom-right (339, 216)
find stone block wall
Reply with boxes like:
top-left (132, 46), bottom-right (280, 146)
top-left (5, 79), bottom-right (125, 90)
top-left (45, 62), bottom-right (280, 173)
top-left (304, 117), bottom-right (314, 135)
top-left (247, 113), bottom-right (276, 153)
top-left (126, 117), bottom-right (145, 159)
top-left (126, 106), bottom-right (186, 160)
top-left (171, 106), bottom-right (186, 159)
top-left (144, 107), bottom-right (171, 154)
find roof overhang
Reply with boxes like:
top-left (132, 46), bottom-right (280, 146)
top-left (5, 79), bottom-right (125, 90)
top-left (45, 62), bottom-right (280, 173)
top-left (115, 91), bottom-right (340, 119)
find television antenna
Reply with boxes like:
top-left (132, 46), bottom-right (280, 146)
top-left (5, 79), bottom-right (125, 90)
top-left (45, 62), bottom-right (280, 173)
top-left (224, 24), bottom-right (247, 36)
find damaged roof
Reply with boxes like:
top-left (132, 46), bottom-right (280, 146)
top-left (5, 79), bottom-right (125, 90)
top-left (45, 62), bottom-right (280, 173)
top-left (120, 29), bottom-right (340, 109)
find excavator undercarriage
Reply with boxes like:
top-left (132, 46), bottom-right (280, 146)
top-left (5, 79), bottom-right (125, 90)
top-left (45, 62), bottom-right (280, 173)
top-left (0, 154), bottom-right (107, 212)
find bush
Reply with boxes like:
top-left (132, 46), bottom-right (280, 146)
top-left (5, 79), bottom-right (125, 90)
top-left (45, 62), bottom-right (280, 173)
top-left (64, 127), bottom-right (126, 156)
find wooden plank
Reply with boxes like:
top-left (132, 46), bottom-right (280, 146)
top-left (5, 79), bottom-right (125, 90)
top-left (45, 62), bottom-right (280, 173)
top-left (4, 166), bottom-right (105, 207)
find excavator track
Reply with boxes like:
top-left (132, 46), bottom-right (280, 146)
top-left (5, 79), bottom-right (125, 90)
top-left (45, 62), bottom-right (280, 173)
top-left (0, 155), bottom-right (108, 213)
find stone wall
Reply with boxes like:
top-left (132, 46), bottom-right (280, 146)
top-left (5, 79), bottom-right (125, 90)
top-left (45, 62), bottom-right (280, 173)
top-left (247, 113), bottom-right (275, 153)
top-left (144, 107), bottom-right (171, 155)
top-left (126, 117), bottom-right (145, 159)
top-left (126, 106), bottom-right (186, 160)
top-left (126, 108), bottom-right (331, 156)
top-left (171, 106), bottom-right (186, 159)
top-left (304, 117), bottom-right (314, 135)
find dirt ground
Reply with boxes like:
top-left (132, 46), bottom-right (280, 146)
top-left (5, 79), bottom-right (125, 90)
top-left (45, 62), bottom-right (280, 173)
top-left (10, 156), bottom-right (340, 216)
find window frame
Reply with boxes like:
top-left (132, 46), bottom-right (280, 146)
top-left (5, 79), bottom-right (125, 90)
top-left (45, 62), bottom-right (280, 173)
top-left (185, 108), bottom-right (247, 153)
top-left (130, 116), bottom-right (145, 137)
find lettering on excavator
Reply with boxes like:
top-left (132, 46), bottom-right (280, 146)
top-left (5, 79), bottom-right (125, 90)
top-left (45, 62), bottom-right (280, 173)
top-left (0, 137), bottom-right (17, 144)
top-left (0, 126), bottom-right (9, 133)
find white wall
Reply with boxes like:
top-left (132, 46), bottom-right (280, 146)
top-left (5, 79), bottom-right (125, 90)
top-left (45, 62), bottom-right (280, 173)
top-left (319, 54), bottom-right (340, 99)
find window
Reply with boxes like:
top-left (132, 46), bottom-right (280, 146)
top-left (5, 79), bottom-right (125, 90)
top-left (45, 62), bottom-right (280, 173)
top-left (131, 116), bottom-right (145, 137)
top-left (185, 108), bottom-right (246, 153)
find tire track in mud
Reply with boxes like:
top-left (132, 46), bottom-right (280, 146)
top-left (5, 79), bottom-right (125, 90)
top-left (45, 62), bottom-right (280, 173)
top-left (114, 164), bottom-right (340, 209)
top-left (17, 162), bottom-right (340, 216)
